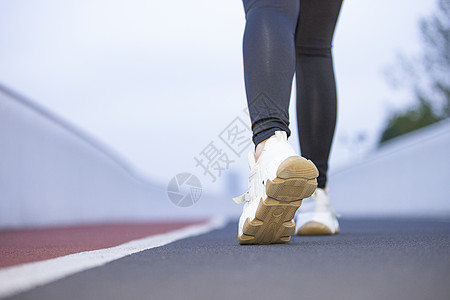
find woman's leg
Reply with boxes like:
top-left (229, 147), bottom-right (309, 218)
top-left (295, 0), bottom-right (343, 188)
top-left (237, 0), bottom-right (321, 245)
top-left (242, 0), bottom-right (300, 147)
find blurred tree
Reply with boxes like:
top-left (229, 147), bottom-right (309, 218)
top-left (380, 0), bottom-right (450, 145)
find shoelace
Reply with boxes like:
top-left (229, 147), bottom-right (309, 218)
top-left (232, 165), bottom-right (263, 205)
top-left (232, 191), bottom-right (249, 204)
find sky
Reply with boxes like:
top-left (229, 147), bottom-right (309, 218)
top-left (0, 0), bottom-right (438, 197)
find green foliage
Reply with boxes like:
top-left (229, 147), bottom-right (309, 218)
top-left (380, 97), bottom-right (443, 144)
top-left (380, 0), bottom-right (450, 145)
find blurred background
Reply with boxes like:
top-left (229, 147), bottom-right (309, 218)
top-left (1, 0), bottom-right (449, 228)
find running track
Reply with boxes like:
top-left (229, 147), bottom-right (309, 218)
top-left (1, 218), bottom-right (449, 300)
top-left (0, 221), bottom-right (205, 268)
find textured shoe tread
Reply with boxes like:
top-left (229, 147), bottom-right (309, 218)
top-left (238, 197), bottom-right (300, 245)
top-left (266, 177), bottom-right (317, 201)
top-left (277, 156), bottom-right (319, 179)
top-left (267, 157), bottom-right (318, 202)
top-left (239, 157), bottom-right (318, 245)
top-left (297, 221), bottom-right (339, 236)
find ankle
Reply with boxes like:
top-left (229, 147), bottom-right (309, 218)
top-left (254, 136), bottom-right (274, 162)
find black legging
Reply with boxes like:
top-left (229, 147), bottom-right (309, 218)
top-left (242, 0), bottom-right (342, 188)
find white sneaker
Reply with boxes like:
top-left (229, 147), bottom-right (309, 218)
top-left (233, 131), bottom-right (319, 245)
top-left (295, 188), bottom-right (340, 235)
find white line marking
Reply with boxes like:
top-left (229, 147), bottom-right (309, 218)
top-left (0, 217), bottom-right (227, 299)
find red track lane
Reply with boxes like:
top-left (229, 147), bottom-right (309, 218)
top-left (0, 221), bottom-right (205, 268)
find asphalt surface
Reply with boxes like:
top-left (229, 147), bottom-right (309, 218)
top-left (7, 218), bottom-right (450, 300)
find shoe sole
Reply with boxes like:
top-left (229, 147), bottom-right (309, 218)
top-left (238, 156), bottom-right (319, 245)
top-left (297, 221), bottom-right (339, 235)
